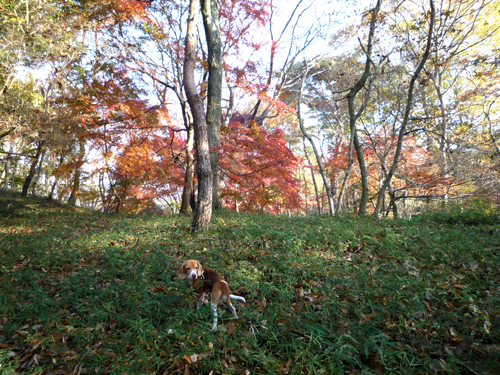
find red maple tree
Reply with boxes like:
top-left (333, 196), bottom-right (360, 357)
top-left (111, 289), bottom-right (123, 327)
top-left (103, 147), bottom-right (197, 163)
top-left (218, 115), bottom-right (303, 214)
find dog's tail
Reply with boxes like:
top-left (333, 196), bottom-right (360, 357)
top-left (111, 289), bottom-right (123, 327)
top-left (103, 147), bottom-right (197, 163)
top-left (229, 294), bottom-right (246, 303)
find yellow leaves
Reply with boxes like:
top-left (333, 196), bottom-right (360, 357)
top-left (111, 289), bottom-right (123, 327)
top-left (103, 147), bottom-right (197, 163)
top-left (7, 16), bottom-right (26, 24)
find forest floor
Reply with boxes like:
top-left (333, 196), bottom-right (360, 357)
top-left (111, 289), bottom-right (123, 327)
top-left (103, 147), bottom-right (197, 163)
top-left (1, 191), bottom-right (500, 374)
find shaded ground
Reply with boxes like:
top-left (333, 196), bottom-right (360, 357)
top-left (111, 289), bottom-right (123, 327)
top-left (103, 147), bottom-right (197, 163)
top-left (1, 191), bottom-right (499, 374)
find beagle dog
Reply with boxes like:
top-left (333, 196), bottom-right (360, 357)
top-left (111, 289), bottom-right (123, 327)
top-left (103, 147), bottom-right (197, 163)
top-left (177, 260), bottom-right (246, 331)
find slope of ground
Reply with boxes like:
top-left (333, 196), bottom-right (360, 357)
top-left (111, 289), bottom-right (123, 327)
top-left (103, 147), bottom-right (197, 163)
top-left (1, 191), bottom-right (499, 374)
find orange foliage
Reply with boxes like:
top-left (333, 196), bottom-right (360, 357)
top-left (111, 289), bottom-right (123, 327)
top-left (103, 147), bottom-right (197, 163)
top-left (104, 130), bottom-right (185, 212)
top-left (327, 133), bottom-right (457, 204)
top-left (60, 62), bottom-right (185, 212)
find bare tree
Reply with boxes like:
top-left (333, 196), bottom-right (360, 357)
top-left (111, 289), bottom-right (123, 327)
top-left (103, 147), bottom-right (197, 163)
top-left (297, 58), bottom-right (335, 215)
top-left (338, 0), bottom-right (383, 215)
top-left (373, 0), bottom-right (436, 216)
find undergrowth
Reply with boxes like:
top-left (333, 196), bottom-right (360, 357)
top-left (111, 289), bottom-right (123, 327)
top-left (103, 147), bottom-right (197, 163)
top-left (0, 191), bottom-right (499, 374)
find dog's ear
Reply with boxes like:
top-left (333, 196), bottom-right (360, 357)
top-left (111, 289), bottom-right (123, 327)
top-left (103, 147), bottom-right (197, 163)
top-left (177, 263), bottom-right (187, 280)
top-left (195, 260), bottom-right (203, 277)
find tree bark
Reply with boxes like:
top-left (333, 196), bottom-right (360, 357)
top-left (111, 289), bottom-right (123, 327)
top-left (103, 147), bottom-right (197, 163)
top-left (2, 144), bottom-right (13, 190)
top-left (180, 124), bottom-right (195, 213)
top-left (201, 0), bottom-right (223, 210)
top-left (31, 149), bottom-right (46, 196)
top-left (336, 114), bottom-right (356, 215)
top-left (184, 0), bottom-right (213, 230)
top-left (388, 180), bottom-right (398, 218)
top-left (47, 153), bottom-right (65, 200)
top-left (10, 157), bottom-right (18, 191)
top-left (68, 139), bottom-right (86, 205)
top-left (302, 169), bottom-right (308, 214)
top-left (344, 0), bottom-right (383, 215)
top-left (48, 178), bottom-right (58, 201)
top-left (21, 143), bottom-right (43, 197)
top-left (298, 61), bottom-right (335, 215)
top-left (303, 138), bottom-right (322, 214)
top-left (484, 99), bottom-right (500, 155)
top-left (373, 0), bottom-right (435, 216)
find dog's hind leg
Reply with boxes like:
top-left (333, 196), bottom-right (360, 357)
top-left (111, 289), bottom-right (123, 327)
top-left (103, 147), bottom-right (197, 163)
top-left (228, 302), bottom-right (238, 319)
top-left (211, 302), bottom-right (218, 331)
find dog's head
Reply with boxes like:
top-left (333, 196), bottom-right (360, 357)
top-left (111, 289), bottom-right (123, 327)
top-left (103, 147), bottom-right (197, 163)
top-left (177, 260), bottom-right (203, 280)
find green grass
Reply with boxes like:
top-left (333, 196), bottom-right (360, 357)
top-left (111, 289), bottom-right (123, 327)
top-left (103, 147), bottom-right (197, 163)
top-left (1, 191), bottom-right (499, 374)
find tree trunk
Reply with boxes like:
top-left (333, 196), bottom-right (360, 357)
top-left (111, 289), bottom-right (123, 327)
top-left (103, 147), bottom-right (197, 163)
top-left (0, 163), bottom-right (5, 186)
top-left (302, 169), bottom-right (308, 214)
top-left (298, 61), bottom-right (335, 215)
top-left (373, 0), bottom-right (435, 216)
top-left (98, 172), bottom-right (106, 210)
top-left (433, 69), bottom-right (451, 176)
top-left (380, 159), bottom-right (398, 218)
top-left (184, 0), bottom-right (213, 231)
top-left (68, 139), bottom-right (86, 205)
top-left (48, 153), bottom-right (65, 200)
top-left (2, 144), bottom-right (13, 190)
top-left (48, 179), bottom-right (58, 201)
top-left (336, 113), bottom-right (356, 215)
top-left (201, 0), bottom-right (223, 211)
top-left (180, 124), bottom-right (195, 213)
top-left (344, 0), bottom-right (383, 215)
top-left (352, 132), bottom-right (369, 214)
top-left (381, 180), bottom-right (385, 214)
top-left (388, 180), bottom-right (398, 218)
top-left (21, 143), bottom-right (43, 197)
top-left (303, 138), bottom-right (321, 214)
top-left (432, 68), bottom-right (452, 203)
top-left (10, 157), bottom-right (18, 191)
top-left (31, 149), bottom-right (46, 196)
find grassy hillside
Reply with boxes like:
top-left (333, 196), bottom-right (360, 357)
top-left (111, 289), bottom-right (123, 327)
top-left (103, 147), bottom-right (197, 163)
top-left (1, 191), bottom-right (499, 374)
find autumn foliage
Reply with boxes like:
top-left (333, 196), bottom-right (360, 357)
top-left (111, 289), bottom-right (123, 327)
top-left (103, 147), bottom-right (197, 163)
top-left (326, 133), bottom-right (458, 209)
top-left (2, 0), bottom-right (500, 218)
top-left (218, 116), bottom-right (303, 214)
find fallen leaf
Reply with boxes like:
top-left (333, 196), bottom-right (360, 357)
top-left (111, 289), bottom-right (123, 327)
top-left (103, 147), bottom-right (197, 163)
top-left (456, 337), bottom-right (473, 353)
top-left (282, 358), bottom-right (293, 374)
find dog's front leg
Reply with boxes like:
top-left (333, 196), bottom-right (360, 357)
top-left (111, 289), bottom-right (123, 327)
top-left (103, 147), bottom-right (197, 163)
top-left (211, 302), bottom-right (218, 331)
top-left (197, 292), bottom-right (204, 310)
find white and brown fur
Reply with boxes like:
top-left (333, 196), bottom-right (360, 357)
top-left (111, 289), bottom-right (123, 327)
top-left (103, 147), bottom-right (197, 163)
top-left (177, 260), bottom-right (246, 331)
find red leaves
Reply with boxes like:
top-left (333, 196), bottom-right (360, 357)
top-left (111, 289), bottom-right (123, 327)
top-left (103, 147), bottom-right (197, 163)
top-left (218, 120), bottom-right (303, 214)
top-left (99, 130), bottom-right (185, 213)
